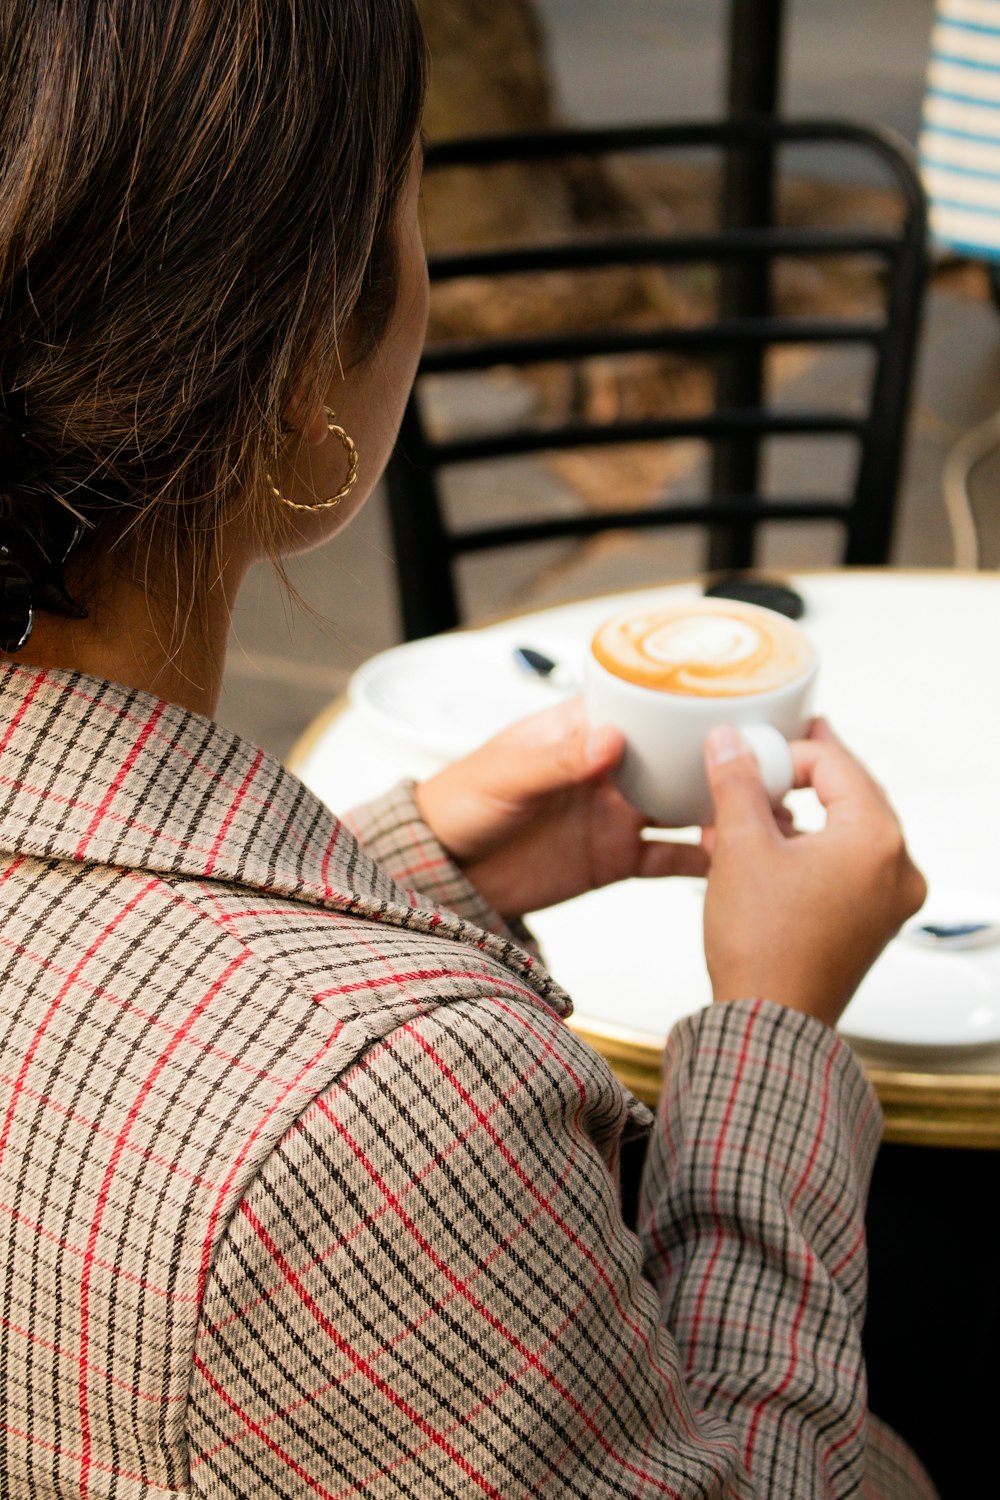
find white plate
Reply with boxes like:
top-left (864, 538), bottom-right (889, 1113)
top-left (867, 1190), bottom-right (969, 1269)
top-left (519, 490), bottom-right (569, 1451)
top-left (840, 896), bottom-right (1000, 1060)
top-left (348, 630), bottom-right (583, 759)
top-left (546, 883), bottom-right (1000, 1064)
top-left (534, 877), bottom-right (711, 1044)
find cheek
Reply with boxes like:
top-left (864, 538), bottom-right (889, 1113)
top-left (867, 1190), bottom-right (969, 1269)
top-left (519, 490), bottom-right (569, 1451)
top-left (415, 256), bottom-right (430, 333)
top-left (373, 255), bottom-right (427, 443)
top-left (396, 252), bottom-right (429, 387)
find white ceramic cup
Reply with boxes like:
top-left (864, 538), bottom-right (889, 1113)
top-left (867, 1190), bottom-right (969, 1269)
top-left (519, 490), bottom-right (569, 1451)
top-left (583, 598), bottom-right (818, 826)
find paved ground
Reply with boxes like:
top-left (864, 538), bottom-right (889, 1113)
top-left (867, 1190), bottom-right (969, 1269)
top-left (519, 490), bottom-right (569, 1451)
top-left (535, 0), bottom-right (938, 148)
top-left (217, 3), bottom-right (1000, 763)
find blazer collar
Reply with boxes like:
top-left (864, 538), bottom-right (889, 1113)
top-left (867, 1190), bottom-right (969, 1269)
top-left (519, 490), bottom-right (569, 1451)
top-left (0, 663), bottom-right (567, 1012)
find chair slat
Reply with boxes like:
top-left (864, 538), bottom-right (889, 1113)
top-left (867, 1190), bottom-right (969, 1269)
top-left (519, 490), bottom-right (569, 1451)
top-left (428, 227), bottom-right (905, 281)
top-left (430, 410), bottom-right (866, 467)
top-left (419, 317), bottom-right (885, 373)
top-left (448, 498), bottom-right (854, 554)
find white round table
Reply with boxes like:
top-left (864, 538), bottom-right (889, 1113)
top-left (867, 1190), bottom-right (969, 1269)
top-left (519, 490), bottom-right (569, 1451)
top-left (290, 569), bottom-right (1000, 1146)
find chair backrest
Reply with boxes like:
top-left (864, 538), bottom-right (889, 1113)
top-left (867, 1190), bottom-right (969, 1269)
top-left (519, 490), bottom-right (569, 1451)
top-left (387, 119), bottom-right (927, 639)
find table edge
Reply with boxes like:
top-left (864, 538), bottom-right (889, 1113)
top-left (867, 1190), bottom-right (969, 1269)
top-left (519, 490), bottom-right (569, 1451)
top-left (567, 1018), bottom-right (1000, 1147)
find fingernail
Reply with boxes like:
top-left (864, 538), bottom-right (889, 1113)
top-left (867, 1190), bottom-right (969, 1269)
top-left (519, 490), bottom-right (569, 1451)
top-left (706, 725), bottom-right (747, 766)
top-left (586, 726), bottom-right (616, 765)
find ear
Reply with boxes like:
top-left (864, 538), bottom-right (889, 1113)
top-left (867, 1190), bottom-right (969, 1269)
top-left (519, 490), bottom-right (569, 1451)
top-left (301, 405), bottom-right (329, 447)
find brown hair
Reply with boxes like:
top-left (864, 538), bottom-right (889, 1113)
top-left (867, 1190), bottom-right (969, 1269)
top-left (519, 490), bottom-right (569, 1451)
top-left (0, 0), bottom-right (425, 606)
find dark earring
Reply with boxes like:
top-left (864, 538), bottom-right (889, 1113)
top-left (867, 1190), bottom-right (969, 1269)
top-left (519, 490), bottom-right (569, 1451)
top-left (0, 552), bottom-right (34, 654)
top-left (0, 517), bottom-right (88, 655)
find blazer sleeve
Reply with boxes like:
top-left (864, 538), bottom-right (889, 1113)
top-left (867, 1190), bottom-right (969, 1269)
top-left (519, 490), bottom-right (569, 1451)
top-left (186, 994), bottom-right (934, 1499)
top-left (346, 778), bottom-right (541, 953)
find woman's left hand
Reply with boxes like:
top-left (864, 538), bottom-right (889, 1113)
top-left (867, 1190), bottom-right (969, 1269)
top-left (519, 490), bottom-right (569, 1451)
top-left (414, 698), bottom-right (709, 920)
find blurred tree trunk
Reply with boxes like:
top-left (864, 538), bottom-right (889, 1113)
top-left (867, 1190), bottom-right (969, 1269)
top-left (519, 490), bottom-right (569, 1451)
top-left (417, 0), bottom-right (588, 247)
top-left (419, 0), bottom-right (556, 141)
top-left (413, 0), bottom-right (682, 451)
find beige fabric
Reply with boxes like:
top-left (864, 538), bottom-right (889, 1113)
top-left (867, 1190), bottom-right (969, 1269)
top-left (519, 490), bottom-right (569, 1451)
top-left (0, 664), bottom-right (935, 1497)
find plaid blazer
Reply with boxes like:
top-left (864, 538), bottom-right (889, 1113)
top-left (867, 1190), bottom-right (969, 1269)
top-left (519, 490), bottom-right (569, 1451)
top-left (0, 663), bottom-right (934, 1498)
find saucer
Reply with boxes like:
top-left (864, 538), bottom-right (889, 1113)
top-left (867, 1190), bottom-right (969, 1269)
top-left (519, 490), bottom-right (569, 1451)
top-left (348, 629), bottom-right (581, 759)
top-left (839, 937), bottom-right (1000, 1061)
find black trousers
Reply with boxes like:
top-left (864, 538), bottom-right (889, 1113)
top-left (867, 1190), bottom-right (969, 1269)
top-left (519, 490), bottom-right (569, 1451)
top-left (864, 1141), bottom-right (1000, 1497)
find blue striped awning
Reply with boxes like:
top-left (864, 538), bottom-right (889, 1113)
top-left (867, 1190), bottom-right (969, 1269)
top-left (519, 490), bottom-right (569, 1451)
top-left (921, 0), bottom-right (1000, 257)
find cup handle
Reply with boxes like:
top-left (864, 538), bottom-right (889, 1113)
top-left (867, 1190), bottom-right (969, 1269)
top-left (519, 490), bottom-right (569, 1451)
top-left (740, 723), bottom-right (795, 806)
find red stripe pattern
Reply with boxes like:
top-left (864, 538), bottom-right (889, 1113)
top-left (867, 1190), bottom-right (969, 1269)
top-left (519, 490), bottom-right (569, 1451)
top-left (0, 664), bottom-right (935, 1498)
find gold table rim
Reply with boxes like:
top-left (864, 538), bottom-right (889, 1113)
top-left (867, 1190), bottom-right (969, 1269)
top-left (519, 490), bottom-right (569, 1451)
top-left (567, 1018), bottom-right (1000, 1150)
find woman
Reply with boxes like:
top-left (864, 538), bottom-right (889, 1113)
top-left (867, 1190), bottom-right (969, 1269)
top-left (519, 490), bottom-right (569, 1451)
top-left (0, 4), bottom-right (933, 1496)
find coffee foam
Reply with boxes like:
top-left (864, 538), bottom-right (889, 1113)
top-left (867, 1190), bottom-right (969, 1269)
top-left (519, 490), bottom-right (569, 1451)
top-left (592, 600), bottom-right (813, 697)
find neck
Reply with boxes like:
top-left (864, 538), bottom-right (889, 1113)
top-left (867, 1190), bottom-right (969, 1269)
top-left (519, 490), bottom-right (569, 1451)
top-left (6, 565), bottom-right (236, 720)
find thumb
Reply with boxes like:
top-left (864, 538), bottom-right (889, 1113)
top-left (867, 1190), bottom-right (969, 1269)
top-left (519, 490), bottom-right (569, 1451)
top-left (704, 725), bottom-right (776, 836)
top-left (474, 699), bottom-right (624, 805)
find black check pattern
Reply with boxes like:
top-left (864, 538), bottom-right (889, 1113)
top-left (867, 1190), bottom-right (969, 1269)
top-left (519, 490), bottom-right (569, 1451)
top-left (0, 664), bottom-right (935, 1497)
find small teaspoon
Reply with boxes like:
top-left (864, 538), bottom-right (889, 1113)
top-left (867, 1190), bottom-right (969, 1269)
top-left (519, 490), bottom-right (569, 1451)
top-left (906, 921), bottom-right (1000, 951)
top-left (512, 645), bottom-right (579, 691)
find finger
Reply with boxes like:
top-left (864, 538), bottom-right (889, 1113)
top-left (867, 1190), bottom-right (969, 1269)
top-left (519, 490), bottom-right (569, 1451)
top-left (791, 735), bottom-right (877, 792)
top-left (704, 726), bottom-right (778, 842)
top-left (807, 715), bottom-right (840, 745)
top-left (790, 736), bottom-right (890, 822)
top-left (699, 796), bottom-right (794, 852)
top-left (773, 804), bottom-right (796, 839)
top-left (471, 698), bottom-right (625, 804)
top-left (635, 839), bottom-right (710, 880)
top-left (523, 698), bottom-right (626, 784)
top-left (583, 722), bottom-right (627, 777)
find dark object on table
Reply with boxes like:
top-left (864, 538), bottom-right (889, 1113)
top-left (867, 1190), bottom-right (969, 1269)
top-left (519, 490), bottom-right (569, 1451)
top-left (703, 573), bottom-right (805, 619)
top-left (513, 645), bottom-right (558, 680)
top-left (511, 644), bottom-right (577, 691)
top-left (386, 120), bottom-right (927, 640)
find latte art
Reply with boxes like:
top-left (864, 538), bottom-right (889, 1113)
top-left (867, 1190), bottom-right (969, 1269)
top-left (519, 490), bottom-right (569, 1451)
top-left (592, 600), bottom-right (814, 696)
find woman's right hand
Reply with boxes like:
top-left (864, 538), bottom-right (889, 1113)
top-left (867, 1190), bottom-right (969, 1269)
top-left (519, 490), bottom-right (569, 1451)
top-left (702, 719), bottom-right (927, 1028)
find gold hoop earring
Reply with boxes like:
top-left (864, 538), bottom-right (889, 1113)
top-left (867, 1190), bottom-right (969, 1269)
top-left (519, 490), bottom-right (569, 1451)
top-left (268, 408), bottom-right (359, 512)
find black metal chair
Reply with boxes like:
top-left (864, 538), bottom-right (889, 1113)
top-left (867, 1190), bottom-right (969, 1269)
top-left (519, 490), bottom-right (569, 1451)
top-left (387, 119), bottom-right (927, 639)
